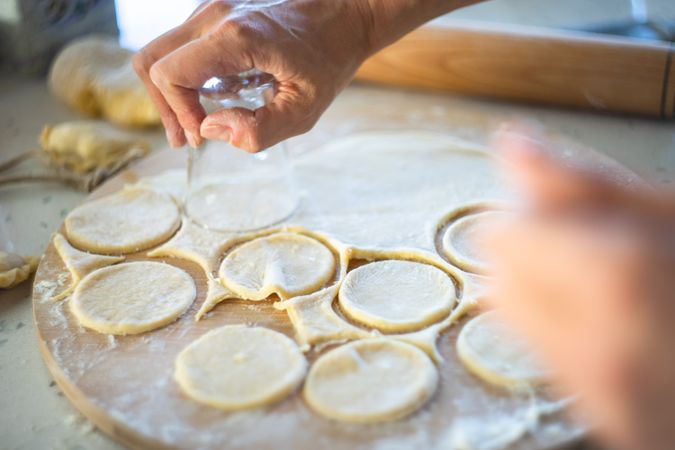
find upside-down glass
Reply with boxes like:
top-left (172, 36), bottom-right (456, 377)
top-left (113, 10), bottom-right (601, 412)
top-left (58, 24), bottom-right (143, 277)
top-left (184, 70), bottom-right (298, 232)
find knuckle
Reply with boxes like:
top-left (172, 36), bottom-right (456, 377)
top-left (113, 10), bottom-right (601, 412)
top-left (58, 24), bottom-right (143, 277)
top-left (131, 51), bottom-right (151, 77)
top-left (202, 0), bottom-right (230, 17)
top-left (217, 17), bottom-right (256, 41)
top-left (148, 62), bottom-right (168, 88)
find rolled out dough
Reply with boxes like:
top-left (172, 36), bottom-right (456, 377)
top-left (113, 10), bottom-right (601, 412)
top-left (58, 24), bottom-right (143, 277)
top-left (304, 339), bottom-right (438, 423)
top-left (70, 261), bottom-right (196, 335)
top-left (175, 325), bottom-right (307, 410)
top-left (51, 233), bottom-right (124, 300)
top-left (219, 233), bottom-right (335, 300)
top-left (457, 311), bottom-right (550, 389)
top-left (442, 210), bottom-right (508, 274)
top-left (65, 187), bottom-right (180, 254)
top-left (186, 178), bottom-right (297, 231)
top-left (338, 260), bottom-right (456, 332)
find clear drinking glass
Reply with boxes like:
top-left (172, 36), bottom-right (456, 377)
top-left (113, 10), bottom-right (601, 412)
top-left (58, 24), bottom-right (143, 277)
top-left (184, 70), bottom-right (298, 232)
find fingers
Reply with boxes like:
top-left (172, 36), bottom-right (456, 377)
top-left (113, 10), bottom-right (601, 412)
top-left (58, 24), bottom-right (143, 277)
top-left (133, 1), bottom-right (234, 147)
top-left (149, 25), bottom-right (255, 148)
top-left (494, 124), bottom-right (645, 216)
top-left (200, 81), bottom-right (317, 152)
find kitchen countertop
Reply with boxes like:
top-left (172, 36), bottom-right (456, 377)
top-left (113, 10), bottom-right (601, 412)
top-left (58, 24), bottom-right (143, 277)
top-left (2, 1), bottom-right (675, 448)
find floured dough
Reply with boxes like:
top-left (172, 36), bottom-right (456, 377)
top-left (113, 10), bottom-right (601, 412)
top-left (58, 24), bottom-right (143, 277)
top-left (442, 210), bottom-right (509, 274)
top-left (219, 233), bottom-right (335, 300)
top-left (51, 233), bottom-right (124, 300)
top-left (148, 219), bottom-right (233, 275)
top-left (71, 261), bottom-right (196, 335)
top-left (338, 260), bottom-right (455, 332)
top-left (449, 272), bottom-right (491, 322)
top-left (40, 120), bottom-right (150, 174)
top-left (175, 325), bottom-right (306, 410)
top-left (304, 339), bottom-right (438, 422)
top-left (274, 284), bottom-right (371, 349)
top-left (65, 187), bottom-right (180, 254)
top-left (48, 35), bottom-right (160, 128)
top-left (194, 277), bottom-right (239, 321)
top-left (185, 178), bottom-right (297, 231)
top-left (457, 311), bottom-right (549, 389)
top-left (389, 316), bottom-right (453, 363)
top-left (0, 251), bottom-right (39, 289)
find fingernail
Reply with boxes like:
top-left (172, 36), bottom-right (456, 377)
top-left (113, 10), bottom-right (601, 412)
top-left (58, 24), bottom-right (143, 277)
top-left (166, 129), bottom-right (179, 148)
top-left (201, 125), bottom-right (231, 142)
top-left (185, 131), bottom-right (200, 149)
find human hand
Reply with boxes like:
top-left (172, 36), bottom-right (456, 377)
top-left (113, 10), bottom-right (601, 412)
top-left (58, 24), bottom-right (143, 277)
top-left (132, 0), bottom-right (379, 151)
top-left (488, 127), bottom-right (675, 450)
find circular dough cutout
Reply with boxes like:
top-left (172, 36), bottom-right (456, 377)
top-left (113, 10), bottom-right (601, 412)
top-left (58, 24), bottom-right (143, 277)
top-left (175, 325), bottom-right (307, 410)
top-left (65, 187), bottom-right (180, 254)
top-left (338, 260), bottom-right (455, 332)
top-left (304, 339), bottom-right (438, 423)
top-left (219, 233), bottom-right (335, 300)
top-left (442, 210), bottom-right (509, 273)
top-left (457, 311), bottom-right (549, 389)
top-left (71, 261), bottom-right (196, 335)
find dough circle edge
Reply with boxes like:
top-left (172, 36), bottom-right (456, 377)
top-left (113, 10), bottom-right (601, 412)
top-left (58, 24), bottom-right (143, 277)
top-left (441, 210), bottom-right (506, 274)
top-left (65, 187), bottom-right (181, 254)
top-left (457, 311), bottom-right (549, 389)
top-left (70, 261), bottom-right (196, 335)
top-left (175, 325), bottom-right (307, 411)
top-left (303, 338), bottom-right (438, 423)
top-left (219, 232), bottom-right (336, 300)
top-left (338, 260), bottom-right (456, 332)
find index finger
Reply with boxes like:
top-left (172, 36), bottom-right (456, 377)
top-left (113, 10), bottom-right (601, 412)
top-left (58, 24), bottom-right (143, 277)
top-left (148, 31), bottom-right (253, 148)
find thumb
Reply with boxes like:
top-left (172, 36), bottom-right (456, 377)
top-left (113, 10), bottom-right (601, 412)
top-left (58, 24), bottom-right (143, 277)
top-left (200, 87), bottom-right (316, 152)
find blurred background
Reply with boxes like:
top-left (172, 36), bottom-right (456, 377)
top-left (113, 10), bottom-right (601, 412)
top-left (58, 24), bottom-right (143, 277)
top-left (1, 0), bottom-right (674, 73)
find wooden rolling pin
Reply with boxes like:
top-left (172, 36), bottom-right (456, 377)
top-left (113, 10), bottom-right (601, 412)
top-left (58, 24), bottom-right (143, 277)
top-left (356, 21), bottom-right (675, 119)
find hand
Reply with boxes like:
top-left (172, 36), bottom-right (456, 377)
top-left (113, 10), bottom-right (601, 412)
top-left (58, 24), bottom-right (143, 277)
top-left (133, 0), bottom-right (466, 152)
top-left (133, 0), bottom-right (376, 151)
top-left (488, 127), bottom-right (675, 450)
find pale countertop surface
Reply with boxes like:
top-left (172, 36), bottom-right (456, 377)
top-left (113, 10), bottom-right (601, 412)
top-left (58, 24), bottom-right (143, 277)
top-left (1, 1), bottom-right (675, 449)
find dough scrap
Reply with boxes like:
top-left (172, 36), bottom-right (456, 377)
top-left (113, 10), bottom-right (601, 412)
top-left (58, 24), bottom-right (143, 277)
top-left (389, 316), bottom-right (453, 364)
top-left (219, 232), bottom-right (335, 300)
top-left (51, 233), bottom-right (124, 300)
top-left (304, 339), bottom-right (438, 423)
top-left (148, 219), bottom-right (234, 275)
top-left (442, 210), bottom-right (509, 274)
top-left (65, 187), bottom-right (180, 254)
top-left (71, 261), bottom-right (196, 335)
top-left (274, 284), bottom-right (371, 350)
top-left (194, 277), bottom-right (239, 321)
top-left (48, 35), bottom-right (160, 128)
top-left (338, 260), bottom-right (456, 332)
top-left (40, 120), bottom-right (149, 174)
top-left (457, 311), bottom-right (550, 389)
top-left (449, 272), bottom-right (490, 322)
top-left (0, 251), bottom-right (39, 289)
top-left (175, 325), bottom-right (306, 410)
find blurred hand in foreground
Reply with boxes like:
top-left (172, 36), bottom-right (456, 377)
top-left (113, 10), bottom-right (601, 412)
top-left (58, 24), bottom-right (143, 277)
top-left (489, 127), bottom-right (675, 450)
top-left (132, 0), bottom-right (472, 151)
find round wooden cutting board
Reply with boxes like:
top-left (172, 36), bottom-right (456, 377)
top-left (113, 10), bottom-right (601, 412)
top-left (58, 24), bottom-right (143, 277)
top-left (32, 138), bottom-right (585, 450)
